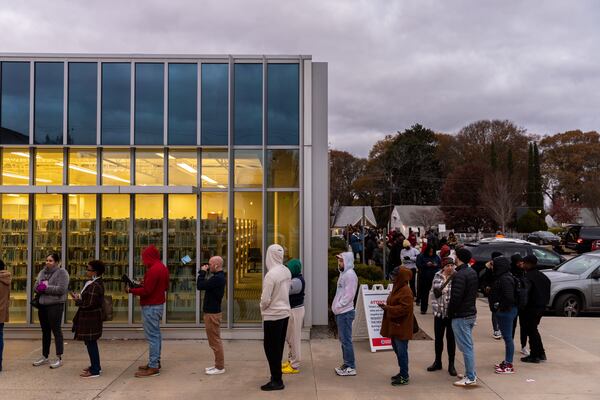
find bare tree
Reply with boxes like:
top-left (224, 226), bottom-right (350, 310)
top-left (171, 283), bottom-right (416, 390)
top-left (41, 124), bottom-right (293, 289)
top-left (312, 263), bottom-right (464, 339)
top-left (410, 208), bottom-right (444, 231)
top-left (480, 173), bottom-right (523, 232)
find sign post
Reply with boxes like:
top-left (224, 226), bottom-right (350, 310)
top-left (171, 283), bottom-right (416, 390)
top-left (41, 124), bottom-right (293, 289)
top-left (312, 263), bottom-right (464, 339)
top-left (352, 284), bottom-right (393, 352)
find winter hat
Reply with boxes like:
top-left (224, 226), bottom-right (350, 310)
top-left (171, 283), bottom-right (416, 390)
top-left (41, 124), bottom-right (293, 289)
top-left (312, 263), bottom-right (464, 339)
top-left (442, 256), bottom-right (455, 266)
top-left (511, 254), bottom-right (523, 264)
top-left (286, 258), bottom-right (302, 277)
top-left (491, 251), bottom-right (503, 259)
top-left (456, 248), bottom-right (472, 264)
top-left (403, 240), bottom-right (411, 247)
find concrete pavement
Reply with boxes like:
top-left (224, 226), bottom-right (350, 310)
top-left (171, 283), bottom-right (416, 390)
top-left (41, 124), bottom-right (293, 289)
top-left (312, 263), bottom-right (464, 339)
top-left (1, 300), bottom-right (599, 399)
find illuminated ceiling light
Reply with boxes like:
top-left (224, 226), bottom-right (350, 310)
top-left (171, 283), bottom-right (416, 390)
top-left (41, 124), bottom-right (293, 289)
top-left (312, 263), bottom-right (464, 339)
top-left (2, 172), bottom-right (52, 183)
top-left (177, 163), bottom-right (197, 174)
top-left (68, 165), bottom-right (97, 175)
top-left (102, 173), bottom-right (130, 184)
top-left (201, 175), bottom-right (218, 185)
top-left (155, 153), bottom-right (175, 160)
top-left (6, 194), bottom-right (20, 197)
top-left (10, 151), bottom-right (31, 158)
top-left (217, 185), bottom-right (226, 189)
top-left (68, 194), bottom-right (77, 197)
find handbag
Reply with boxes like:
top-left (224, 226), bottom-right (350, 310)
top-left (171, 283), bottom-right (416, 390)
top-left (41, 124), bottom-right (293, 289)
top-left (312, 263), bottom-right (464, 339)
top-left (31, 293), bottom-right (41, 309)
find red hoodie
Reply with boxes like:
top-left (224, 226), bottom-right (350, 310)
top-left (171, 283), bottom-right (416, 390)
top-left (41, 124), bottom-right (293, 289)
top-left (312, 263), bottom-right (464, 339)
top-left (129, 245), bottom-right (170, 306)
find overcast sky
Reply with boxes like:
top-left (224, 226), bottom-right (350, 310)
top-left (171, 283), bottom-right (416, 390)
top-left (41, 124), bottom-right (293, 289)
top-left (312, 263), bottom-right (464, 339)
top-left (2, 0), bottom-right (599, 157)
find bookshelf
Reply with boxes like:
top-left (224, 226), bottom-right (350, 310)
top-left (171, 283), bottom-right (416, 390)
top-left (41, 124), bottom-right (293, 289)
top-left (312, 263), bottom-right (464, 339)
top-left (100, 217), bottom-right (130, 323)
top-left (166, 216), bottom-right (196, 322)
top-left (0, 218), bottom-right (29, 323)
top-left (66, 218), bottom-right (96, 321)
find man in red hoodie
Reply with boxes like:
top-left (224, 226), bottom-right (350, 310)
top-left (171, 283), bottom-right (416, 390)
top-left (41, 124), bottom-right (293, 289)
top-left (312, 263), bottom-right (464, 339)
top-left (126, 245), bottom-right (170, 377)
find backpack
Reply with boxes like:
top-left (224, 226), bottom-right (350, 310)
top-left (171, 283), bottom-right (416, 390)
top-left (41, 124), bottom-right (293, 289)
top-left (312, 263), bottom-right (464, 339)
top-left (101, 295), bottom-right (113, 321)
top-left (513, 275), bottom-right (530, 310)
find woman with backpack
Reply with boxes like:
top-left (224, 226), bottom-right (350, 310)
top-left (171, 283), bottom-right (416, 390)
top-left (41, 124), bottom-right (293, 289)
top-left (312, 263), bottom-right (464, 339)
top-left (70, 260), bottom-right (105, 378)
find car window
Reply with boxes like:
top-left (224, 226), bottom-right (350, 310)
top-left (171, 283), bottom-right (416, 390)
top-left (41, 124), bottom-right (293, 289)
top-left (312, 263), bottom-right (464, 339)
top-left (557, 255), bottom-right (600, 275)
top-left (581, 227), bottom-right (600, 236)
top-left (540, 232), bottom-right (554, 237)
top-left (505, 247), bottom-right (528, 257)
top-left (532, 248), bottom-right (561, 265)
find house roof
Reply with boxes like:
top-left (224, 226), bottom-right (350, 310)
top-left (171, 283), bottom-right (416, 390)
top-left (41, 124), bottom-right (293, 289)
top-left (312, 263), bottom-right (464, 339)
top-left (332, 206), bottom-right (377, 227)
top-left (391, 205), bottom-right (443, 226)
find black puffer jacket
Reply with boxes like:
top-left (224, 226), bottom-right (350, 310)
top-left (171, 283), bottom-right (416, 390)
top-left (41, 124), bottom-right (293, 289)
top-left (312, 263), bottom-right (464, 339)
top-left (525, 269), bottom-right (551, 309)
top-left (448, 263), bottom-right (478, 319)
top-left (489, 257), bottom-right (516, 312)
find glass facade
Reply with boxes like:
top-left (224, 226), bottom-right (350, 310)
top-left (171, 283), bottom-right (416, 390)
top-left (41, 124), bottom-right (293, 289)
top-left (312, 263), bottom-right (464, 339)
top-left (267, 64), bottom-right (299, 145)
top-left (168, 150), bottom-right (197, 186)
top-left (168, 64), bottom-right (197, 145)
top-left (1, 62), bottom-right (30, 144)
top-left (234, 64), bottom-right (262, 145)
top-left (34, 62), bottom-right (64, 145)
top-left (102, 149), bottom-right (131, 185)
top-left (1, 148), bottom-right (30, 185)
top-left (202, 150), bottom-right (228, 188)
top-left (101, 63), bottom-right (131, 145)
top-left (234, 149), bottom-right (263, 188)
top-left (68, 63), bottom-right (97, 145)
top-left (135, 149), bottom-right (164, 186)
top-left (68, 148), bottom-right (97, 185)
top-left (267, 149), bottom-right (299, 188)
top-left (201, 64), bottom-right (228, 145)
top-left (267, 192), bottom-right (300, 260)
top-left (35, 148), bottom-right (64, 185)
top-left (135, 63), bottom-right (164, 145)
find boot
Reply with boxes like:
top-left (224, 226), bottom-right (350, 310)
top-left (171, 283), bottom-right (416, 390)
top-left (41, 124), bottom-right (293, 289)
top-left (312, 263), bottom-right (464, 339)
top-left (427, 361), bottom-right (442, 371)
top-left (448, 361), bottom-right (457, 376)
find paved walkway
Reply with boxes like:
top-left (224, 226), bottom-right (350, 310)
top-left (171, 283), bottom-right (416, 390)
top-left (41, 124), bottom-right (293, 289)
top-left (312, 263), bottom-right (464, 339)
top-left (1, 301), bottom-right (599, 399)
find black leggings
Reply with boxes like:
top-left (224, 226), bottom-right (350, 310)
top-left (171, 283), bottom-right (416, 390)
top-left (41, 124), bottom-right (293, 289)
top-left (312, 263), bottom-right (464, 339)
top-left (38, 303), bottom-right (64, 358)
top-left (263, 317), bottom-right (289, 384)
top-left (433, 316), bottom-right (455, 364)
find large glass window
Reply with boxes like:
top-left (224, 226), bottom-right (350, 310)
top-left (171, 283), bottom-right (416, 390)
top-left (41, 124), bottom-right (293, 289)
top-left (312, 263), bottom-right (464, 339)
top-left (201, 64), bottom-right (228, 145)
top-left (234, 192), bottom-right (262, 323)
top-left (68, 148), bottom-right (97, 185)
top-left (34, 62), bottom-right (64, 144)
top-left (1, 148), bottom-right (30, 185)
top-left (35, 148), bottom-right (64, 186)
top-left (168, 150), bottom-right (197, 186)
top-left (1, 62), bottom-right (30, 144)
top-left (267, 64), bottom-right (299, 145)
top-left (66, 194), bottom-right (97, 321)
top-left (234, 64), bottom-right (262, 145)
top-left (101, 149), bottom-right (131, 185)
top-left (101, 194), bottom-right (129, 323)
top-left (167, 194), bottom-right (196, 323)
top-left (201, 150), bottom-right (228, 188)
top-left (133, 194), bottom-right (163, 322)
top-left (135, 63), bottom-right (164, 145)
top-left (267, 192), bottom-right (300, 260)
top-left (68, 63), bottom-right (97, 145)
top-left (234, 149), bottom-right (263, 188)
top-left (168, 64), bottom-right (197, 145)
top-left (135, 149), bottom-right (164, 186)
top-left (0, 193), bottom-right (29, 323)
top-left (101, 63), bottom-right (130, 145)
top-left (267, 149), bottom-right (299, 188)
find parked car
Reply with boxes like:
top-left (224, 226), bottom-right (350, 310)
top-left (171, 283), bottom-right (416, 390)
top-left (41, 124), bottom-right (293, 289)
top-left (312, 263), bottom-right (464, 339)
top-left (464, 238), bottom-right (566, 273)
top-left (543, 252), bottom-right (600, 317)
top-left (527, 231), bottom-right (561, 246)
top-left (564, 225), bottom-right (600, 253)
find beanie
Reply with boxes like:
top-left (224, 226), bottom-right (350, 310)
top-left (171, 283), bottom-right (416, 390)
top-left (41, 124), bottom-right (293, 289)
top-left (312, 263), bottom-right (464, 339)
top-left (403, 240), bottom-right (410, 247)
top-left (456, 248), bottom-right (472, 264)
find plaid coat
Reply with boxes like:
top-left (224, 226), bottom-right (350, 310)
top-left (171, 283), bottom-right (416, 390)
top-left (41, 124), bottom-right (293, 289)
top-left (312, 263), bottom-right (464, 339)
top-left (72, 279), bottom-right (104, 341)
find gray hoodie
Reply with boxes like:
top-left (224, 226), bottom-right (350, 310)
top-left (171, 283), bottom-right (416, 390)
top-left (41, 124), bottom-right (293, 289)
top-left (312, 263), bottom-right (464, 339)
top-left (35, 266), bottom-right (70, 306)
top-left (331, 252), bottom-right (358, 315)
top-left (260, 244), bottom-right (292, 321)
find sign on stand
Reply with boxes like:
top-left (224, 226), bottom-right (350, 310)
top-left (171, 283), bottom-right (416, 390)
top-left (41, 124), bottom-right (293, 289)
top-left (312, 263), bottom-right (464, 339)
top-left (352, 284), bottom-right (393, 352)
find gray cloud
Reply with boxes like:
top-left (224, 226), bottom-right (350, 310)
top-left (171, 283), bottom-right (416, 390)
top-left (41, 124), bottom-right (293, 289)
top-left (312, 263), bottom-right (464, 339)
top-left (1, 0), bottom-right (599, 156)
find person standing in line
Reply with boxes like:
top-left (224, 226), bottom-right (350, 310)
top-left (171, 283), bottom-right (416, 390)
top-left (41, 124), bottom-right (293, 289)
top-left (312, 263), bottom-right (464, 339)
top-left (260, 244), bottom-right (292, 391)
top-left (447, 248), bottom-right (479, 387)
top-left (32, 253), bottom-right (69, 369)
top-left (349, 229), bottom-right (363, 263)
top-left (521, 255), bottom-right (551, 363)
top-left (427, 257), bottom-right (457, 376)
top-left (0, 259), bottom-right (11, 372)
top-left (282, 259), bottom-right (305, 375)
top-left (71, 260), bottom-right (105, 378)
top-left (127, 245), bottom-right (170, 378)
top-left (479, 251), bottom-right (503, 339)
top-left (372, 239), bottom-right (390, 270)
top-left (489, 256), bottom-right (518, 374)
top-left (380, 266), bottom-right (415, 386)
top-left (332, 251), bottom-right (359, 377)
top-left (416, 246), bottom-right (441, 314)
top-left (447, 232), bottom-right (458, 249)
top-left (510, 254), bottom-right (529, 356)
top-left (197, 256), bottom-right (226, 375)
top-left (400, 240), bottom-right (420, 298)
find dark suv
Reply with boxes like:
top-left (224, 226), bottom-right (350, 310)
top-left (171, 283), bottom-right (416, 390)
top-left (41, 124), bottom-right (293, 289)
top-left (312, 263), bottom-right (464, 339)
top-left (564, 225), bottom-right (600, 253)
top-left (464, 238), bottom-right (566, 273)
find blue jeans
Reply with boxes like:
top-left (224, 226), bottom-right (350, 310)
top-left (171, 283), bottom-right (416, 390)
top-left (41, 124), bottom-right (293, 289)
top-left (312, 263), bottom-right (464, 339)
top-left (335, 310), bottom-right (355, 369)
top-left (391, 338), bottom-right (409, 379)
top-left (85, 340), bottom-right (101, 375)
top-left (142, 304), bottom-right (164, 369)
top-left (452, 316), bottom-right (477, 381)
top-left (496, 307), bottom-right (518, 363)
top-left (0, 322), bottom-right (4, 370)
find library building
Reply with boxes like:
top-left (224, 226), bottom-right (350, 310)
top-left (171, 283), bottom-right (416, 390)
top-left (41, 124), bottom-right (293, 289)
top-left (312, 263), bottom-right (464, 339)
top-left (0, 53), bottom-right (328, 338)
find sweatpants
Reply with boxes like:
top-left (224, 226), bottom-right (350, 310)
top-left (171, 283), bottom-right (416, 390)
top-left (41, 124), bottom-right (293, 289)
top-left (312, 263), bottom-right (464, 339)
top-left (285, 306), bottom-right (305, 369)
top-left (38, 303), bottom-right (64, 358)
top-left (263, 317), bottom-right (289, 384)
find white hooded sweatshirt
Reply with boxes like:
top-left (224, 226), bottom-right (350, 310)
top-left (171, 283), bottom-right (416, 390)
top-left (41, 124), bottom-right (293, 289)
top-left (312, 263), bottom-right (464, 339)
top-left (331, 252), bottom-right (359, 315)
top-left (260, 244), bottom-right (292, 321)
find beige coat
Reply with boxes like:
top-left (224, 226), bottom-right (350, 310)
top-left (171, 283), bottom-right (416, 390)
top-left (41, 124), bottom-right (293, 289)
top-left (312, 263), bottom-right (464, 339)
top-left (0, 270), bottom-right (12, 323)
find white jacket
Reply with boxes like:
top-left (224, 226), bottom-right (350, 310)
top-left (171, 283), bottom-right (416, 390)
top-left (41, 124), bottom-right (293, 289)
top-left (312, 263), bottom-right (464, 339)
top-left (260, 244), bottom-right (292, 321)
top-left (331, 252), bottom-right (358, 315)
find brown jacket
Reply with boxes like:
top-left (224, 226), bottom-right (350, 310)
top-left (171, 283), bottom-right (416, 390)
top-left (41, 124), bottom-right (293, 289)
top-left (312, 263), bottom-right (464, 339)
top-left (380, 267), bottom-right (414, 340)
top-left (72, 278), bottom-right (104, 341)
top-left (0, 270), bottom-right (11, 323)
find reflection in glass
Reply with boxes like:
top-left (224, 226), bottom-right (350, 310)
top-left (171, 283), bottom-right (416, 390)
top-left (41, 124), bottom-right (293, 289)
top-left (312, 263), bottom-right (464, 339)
top-left (168, 150), bottom-right (197, 186)
top-left (1, 148), bottom-right (30, 185)
top-left (0, 194), bottom-right (29, 323)
top-left (68, 148), bottom-right (97, 185)
top-left (201, 64), bottom-right (228, 145)
top-left (35, 148), bottom-right (64, 186)
top-left (133, 194), bottom-right (163, 322)
top-left (68, 63), bottom-right (97, 145)
top-left (101, 149), bottom-right (131, 185)
top-left (1, 62), bottom-right (30, 144)
top-left (234, 149), bottom-right (263, 188)
top-left (101, 194), bottom-right (129, 323)
top-left (34, 62), bottom-right (64, 144)
top-left (201, 150), bottom-right (228, 188)
top-left (267, 64), bottom-right (299, 145)
top-left (135, 149), bottom-right (164, 186)
top-left (234, 64), bottom-right (262, 145)
top-left (135, 63), bottom-right (164, 145)
top-left (167, 194), bottom-right (196, 322)
top-left (101, 63), bottom-right (130, 145)
top-left (234, 192), bottom-right (262, 323)
top-left (66, 194), bottom-right (97, 321)
top-left (168, 64), bottom-right (197, 145)
top-left (267, 149), bottom-right (299, 188)
top-left (267, 192), bottom-right (300, 260)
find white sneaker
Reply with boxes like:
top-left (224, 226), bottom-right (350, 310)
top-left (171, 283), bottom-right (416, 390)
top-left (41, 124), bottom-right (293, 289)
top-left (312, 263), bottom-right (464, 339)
top-left (32, 357), bottom-right (49, 367)
top-left (335, 365), bottom-right (357, 376)
top-left (521, 347), bottom-right (530, 356)
top-left (49, 358), bottom-right (63, 369)
top-left (492, 331), bottom-right (502, 340)
top-left (453, 376), bottom-right (477, 386)
top-left (205, 367), bottom-right (225, 375)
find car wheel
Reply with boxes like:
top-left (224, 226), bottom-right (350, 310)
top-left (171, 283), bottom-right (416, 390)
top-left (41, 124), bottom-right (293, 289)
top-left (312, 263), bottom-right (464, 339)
top-left (554, 293), bottom-right (581, 317)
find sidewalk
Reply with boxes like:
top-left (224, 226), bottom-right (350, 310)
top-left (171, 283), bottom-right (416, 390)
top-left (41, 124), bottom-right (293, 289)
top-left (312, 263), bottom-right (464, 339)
top-left (1, 301), bottom-right (599, 399)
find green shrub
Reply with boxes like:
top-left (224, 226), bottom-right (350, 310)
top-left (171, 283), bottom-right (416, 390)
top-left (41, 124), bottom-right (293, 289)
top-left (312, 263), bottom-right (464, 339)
top-left (548, 226), bottom-right (565, 235)
top-left (330, 236), bottom-right (347, 251)
top-left (517, 210), bottom-right (548, 233)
